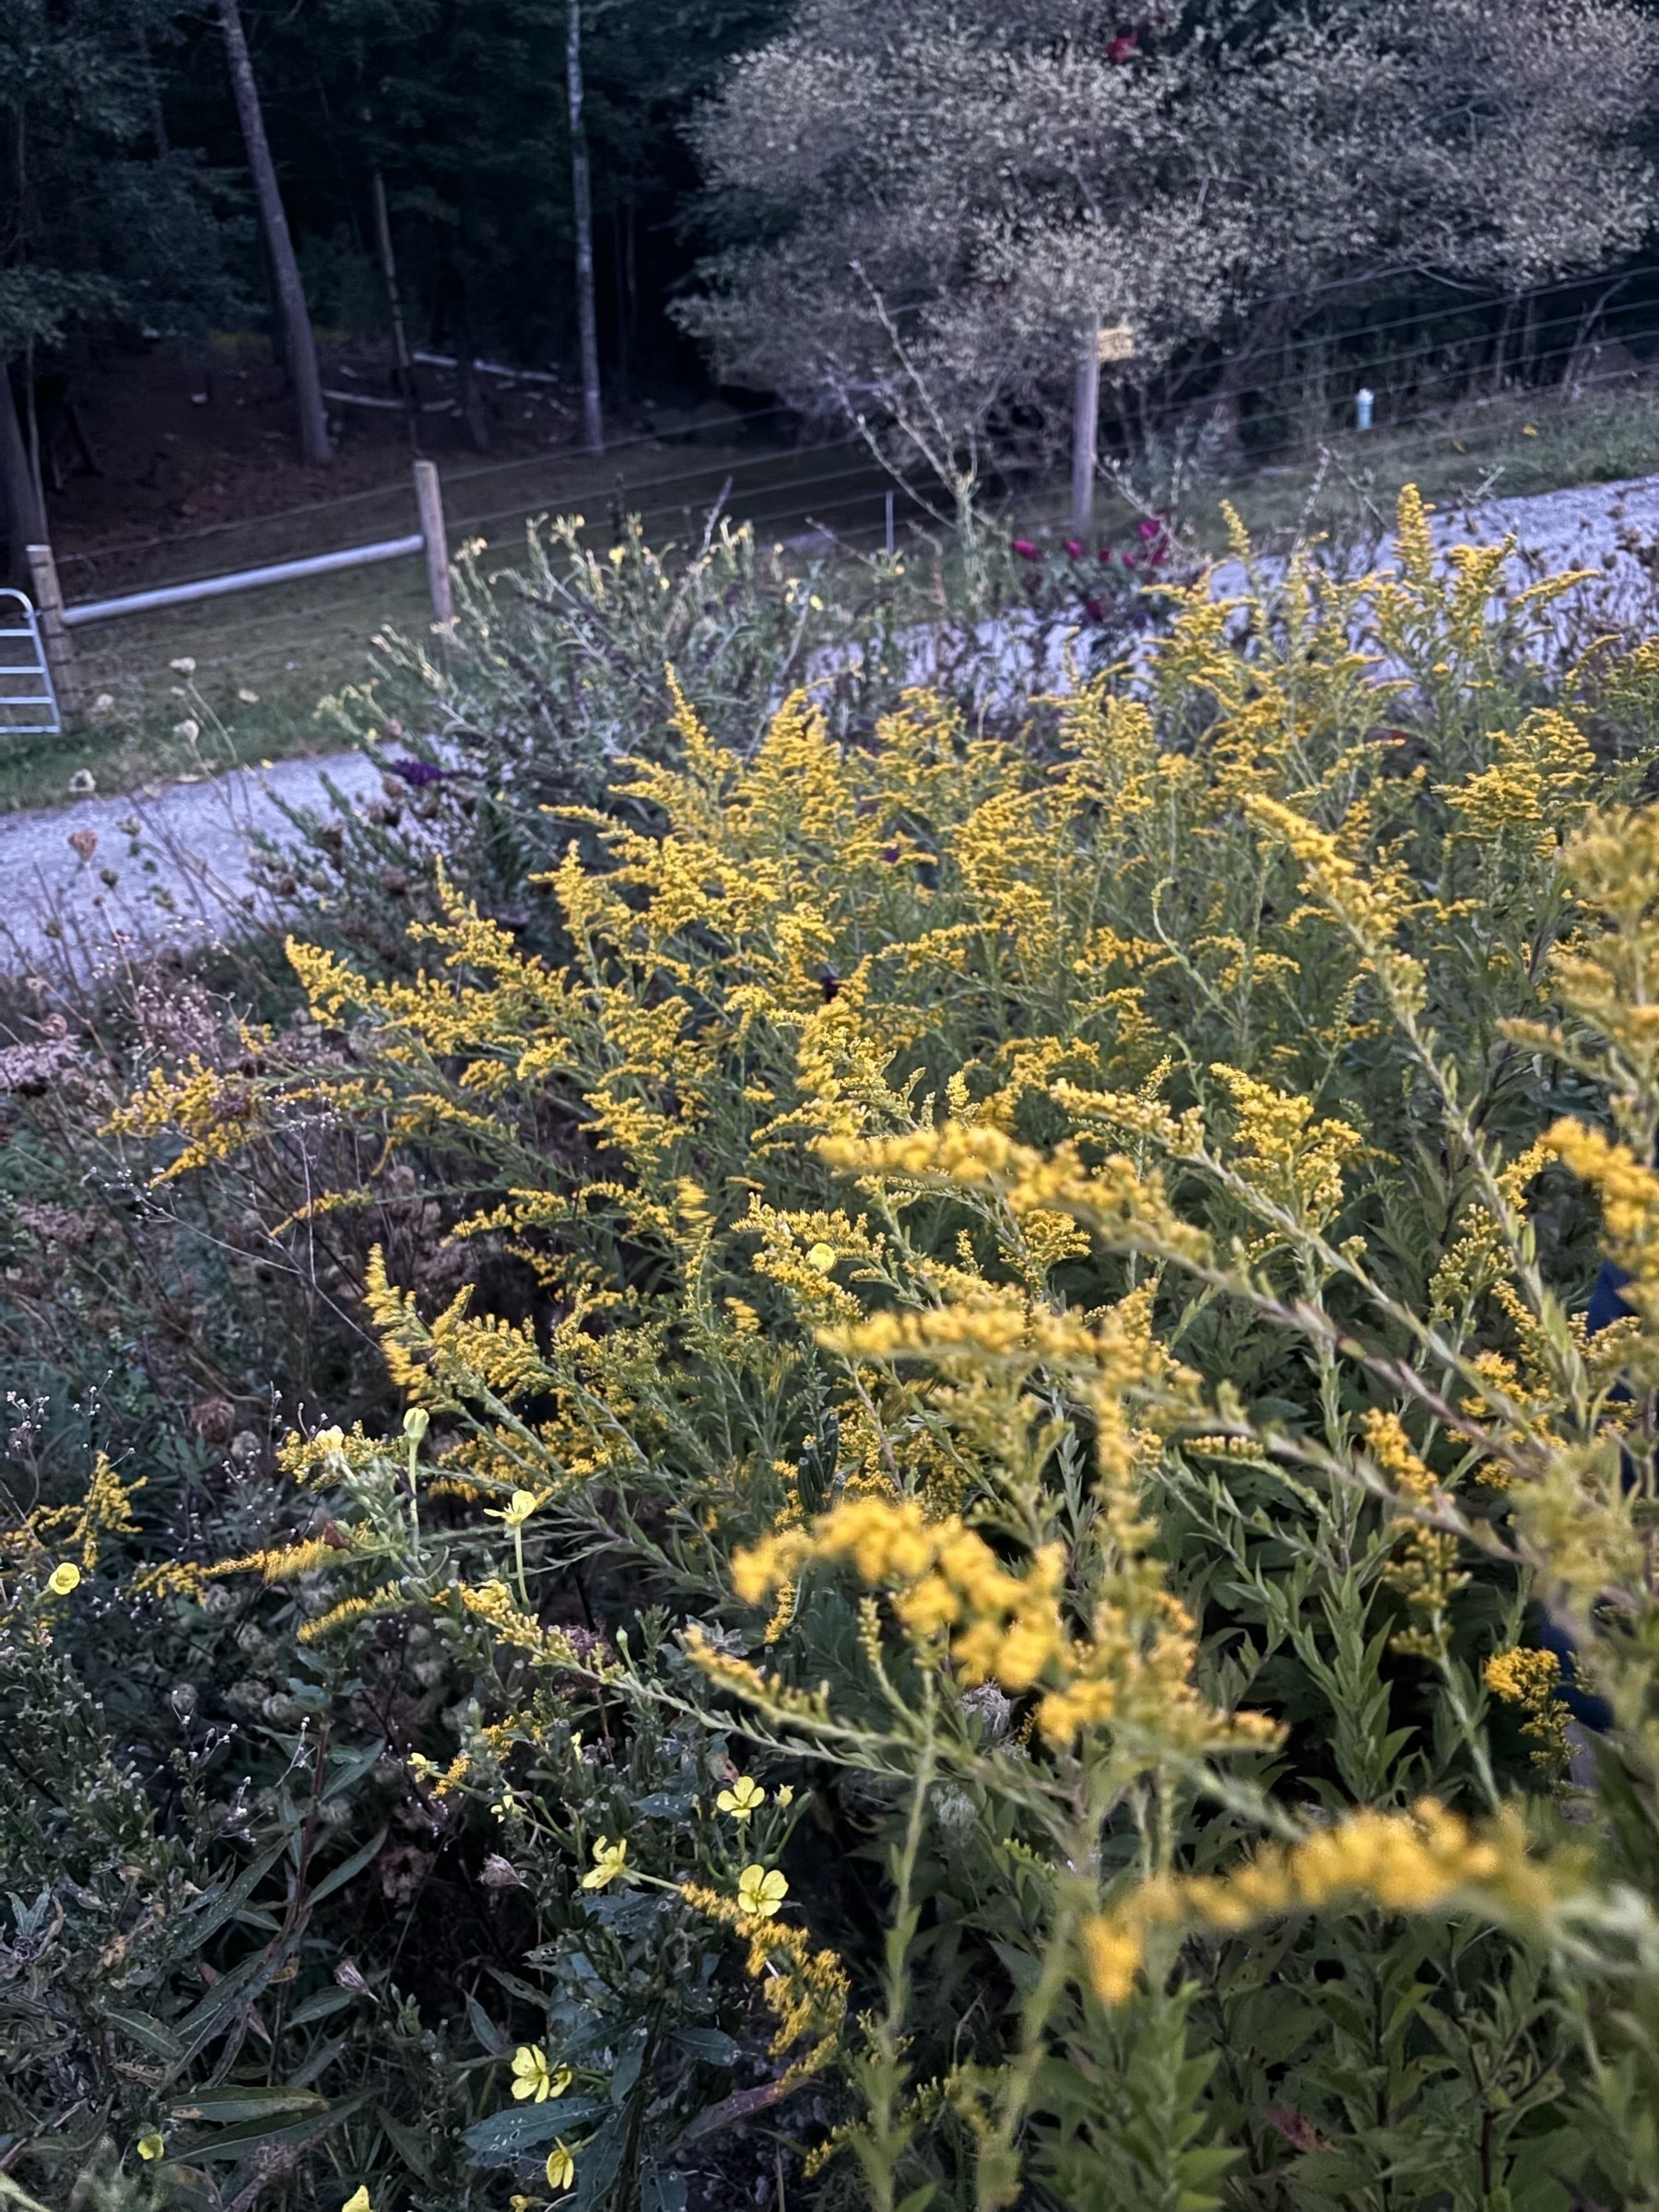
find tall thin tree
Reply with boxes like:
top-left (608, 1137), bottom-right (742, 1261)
top-left (217, 0), bottom-right (331, 466)
top-left (567, 0), bottom-right (604, 454)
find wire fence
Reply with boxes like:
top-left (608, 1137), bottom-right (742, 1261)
top-left (33, 260), bottom-right (1659, 734)
top-left (57, 433), bottom-right (911, 705)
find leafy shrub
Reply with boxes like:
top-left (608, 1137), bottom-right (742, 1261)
top-left (261, 507), bottom-right (1149, 980)
top-left (14, 491), bottom-right (1659, 2208)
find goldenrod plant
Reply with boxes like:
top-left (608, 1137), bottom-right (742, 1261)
top-left (17, 491), bottom-right (1659, 2206)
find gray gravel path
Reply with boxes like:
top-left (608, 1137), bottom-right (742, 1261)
top-left (0, 748), bottom-right (382, 978)
top-left (7, 464), bottom-right (1659, 977)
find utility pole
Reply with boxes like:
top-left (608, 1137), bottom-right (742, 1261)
top-left (218, 0), bottom-right (331, 467)
top-left (567, 0), bottom-right (604, 454)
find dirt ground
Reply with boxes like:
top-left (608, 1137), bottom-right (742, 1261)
top-left (41, 335), bottom-right (696, 595)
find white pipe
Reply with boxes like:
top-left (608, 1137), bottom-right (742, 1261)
top-left (411, 348), bottom-right (565, 388)
top-left (323, 387), bottom-right (457, 415)
top-left (63, 533), bottom-right (425, 627)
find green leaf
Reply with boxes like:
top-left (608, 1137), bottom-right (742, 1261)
top-left (322, 1738), bottom-right (389, 1804)
top-left (169, 2088), bottom-right (328, 2125)
top-left (380, 2106), bottom-right (438, 2183)
top-left (185, 1841), bottom-right (288, 1947)
top-left (671, 2026), bottom-right (738, 2065)
top-left (468, 1994), bottom-right (511, 2057)
top-left (306, 1825), bottom-right (388, 1908)
top-left (641, 2164), bottom-right (688, 2212)
top-left (463, 2098), bottom-right (608, 2165)
top-left (612, 2025), bottom-right (648, 2104)
top-left (288, 1986), bottom-right (358, 2027)
top-left (103, 2006), bottom-right (186, 2062)
top-left (173, 1950), bottom-right (281, 2060)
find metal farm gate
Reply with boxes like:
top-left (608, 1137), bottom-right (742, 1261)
top-left (0, 587), bottom-right (60, 735)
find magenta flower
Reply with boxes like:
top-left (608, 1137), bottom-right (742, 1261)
top-left (1107, 33), bottom-right (1137, 61)
top-left (1083, 595), bottom-right (1105, 621)
top-left (1011, 537), bottom-right (1042, 561)
top-left (1135, 518), bottom-right (1160, 541)
top-left (1064, 538), bottom-right (1084, 559)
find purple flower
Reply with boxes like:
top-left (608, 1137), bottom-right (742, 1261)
top-left (389, 759), bottom-right (450, 788)
top-left (1064, 538), bottom-right (1084, 559)
top-left (1122, 551), bottom-right (1137, 570)
top-left (1011, 537), bottom-right (1043, 561)
top-left (1135, 518), bottom-right (1160, 541)
top-left (1083, 595), bottom-right (1105, 621)
top-left (1098, 547), bottom-right (1112, 563)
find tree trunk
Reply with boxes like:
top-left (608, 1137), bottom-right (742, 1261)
top-left (0, 367), bottom-right (47, 586)
top-left (371, 168), bottom-right (420, 429)
top-left (567, 0), bottom-right (604, 454)
top-left (1072, 317), bottom-right (1100, 535)
top-left (612, 207), bottom-right (629, 402)
top-left (217, 0), bottom-right (331, 467)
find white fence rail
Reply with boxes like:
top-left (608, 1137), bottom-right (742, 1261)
top-left (60, 533), bottom-right (425, 626)
top-left (20, 459), bottom-right (454, 724)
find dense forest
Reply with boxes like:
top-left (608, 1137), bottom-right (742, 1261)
top-left (9, 0), bottom-right (1659, 574)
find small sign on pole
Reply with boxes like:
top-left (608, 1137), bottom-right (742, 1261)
top-left (1098, 323), bottom-right (1136, 365)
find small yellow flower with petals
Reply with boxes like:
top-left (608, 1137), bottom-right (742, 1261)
top-left (342, 2190), bottom-right (372, 2212)
top-left (47, 1562), bottom-right (81, 1596)
top-left (545, 2141), bottom-right (576, 2192)
top-left (582, 1836), bottom-right (629, 1889)
top-left (775, 1784), bottom-right (795, 1808)
top-left (136, 2133), bottom-right (166, 2163)
top-left (717, 1775), bottom-right (765, 1820)
top-left (492, 1488), bottom-right (539, 1528)
top-left (805, 1243), bottom-right (838, 1274)
top-left (512, 2044), bottom-right (571, 2101)
top-left (737, 1864), bottom-right (788, 1918)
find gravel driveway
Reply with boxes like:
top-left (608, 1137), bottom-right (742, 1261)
top-left (0, 748), bottom-right (383, 979)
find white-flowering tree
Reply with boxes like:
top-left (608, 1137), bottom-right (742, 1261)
top-left (678, 0), bottom-right (1657, 519)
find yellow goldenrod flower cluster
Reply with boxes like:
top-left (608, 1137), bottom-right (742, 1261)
top-left (1364, 1408), bottom-right (1470, 1657)
top-left (682, 1877), bottom-right (848, 2077)
top-left (1484, 1646), bottom-right (1572, 1773)
top-left (1084, 1799), bottom-right (1559, 2005)
top-left (733, 1492), bottom-right (1270, 1755)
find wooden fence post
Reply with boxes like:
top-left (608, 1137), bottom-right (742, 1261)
top-left (413, 460), bottom-right (454, 649)
top-left (1072, 317), bottom-right (1101, 536)
top-left (25, 543), bottom-right (81, 717)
